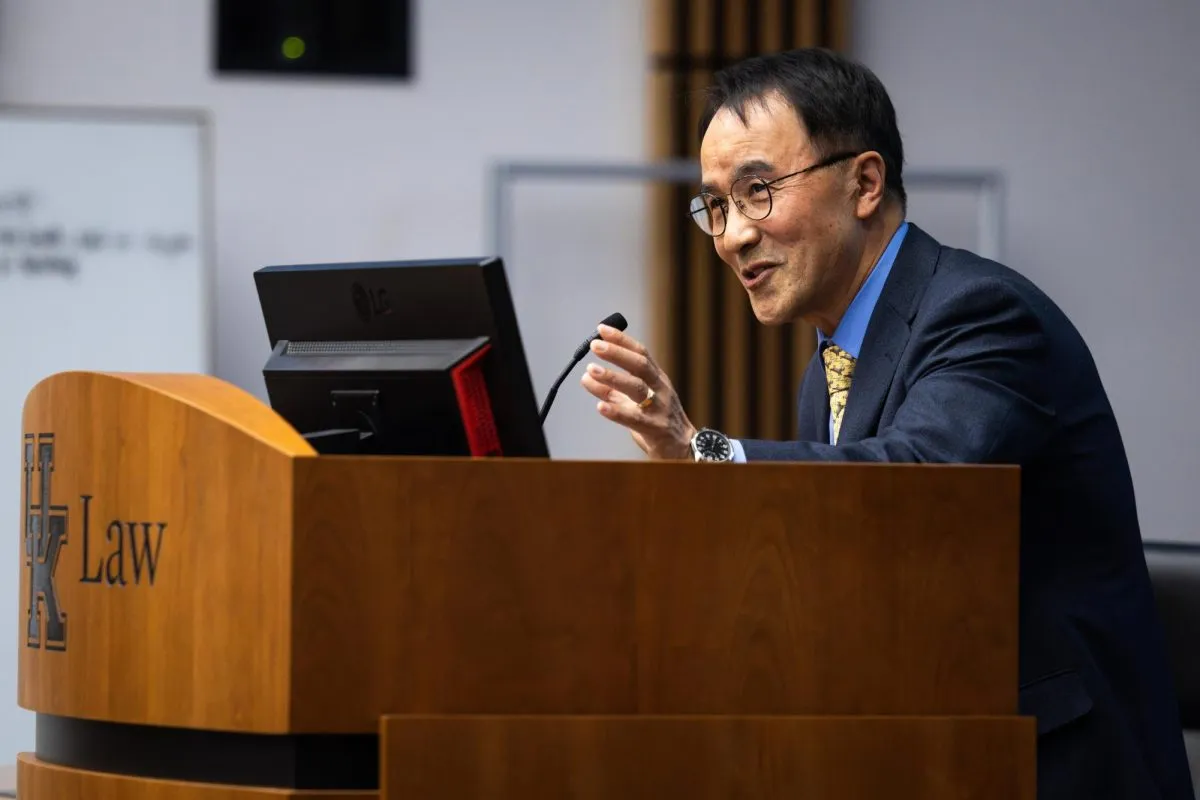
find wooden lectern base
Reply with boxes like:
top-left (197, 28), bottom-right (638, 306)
top-left (21, 715), bottom-right (1035, 799)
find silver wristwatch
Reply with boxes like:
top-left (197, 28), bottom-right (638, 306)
top-left (689, 427), bottom-right (733, 462)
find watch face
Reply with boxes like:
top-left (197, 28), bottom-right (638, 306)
top-left (694, 428), bottom-right (732, 462)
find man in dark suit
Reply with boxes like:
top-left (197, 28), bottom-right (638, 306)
top-left (581, 47), bottom-right (1195, 798)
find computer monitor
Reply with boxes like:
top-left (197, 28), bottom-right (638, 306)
top-left (253, 256), bottom-right (548, 458)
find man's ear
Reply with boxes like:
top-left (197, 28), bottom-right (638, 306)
top-left (853, 151), bottom-right (887, 219)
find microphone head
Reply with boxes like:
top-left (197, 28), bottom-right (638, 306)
top-left (600, 312), bottom-right (628, 331)
top-left (572, 312), bottom-right (630, 361)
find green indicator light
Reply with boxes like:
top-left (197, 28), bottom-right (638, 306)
top-left (281, 36), bottom-right (306, 60)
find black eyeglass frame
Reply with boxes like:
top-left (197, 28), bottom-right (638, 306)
top-left (688, 150), bottom-right (862, 237)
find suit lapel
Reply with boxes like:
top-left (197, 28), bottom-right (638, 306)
top-left (837, 306), bottom-right (908, 443)
top-left (837, 224), bottom-right (940, 444)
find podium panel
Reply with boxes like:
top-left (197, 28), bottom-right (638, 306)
top-left (286, 454), bottom-right (1021, 729)
top-left (380, 715), bottom-right (1037, 799)
top-left (19, 371), bottom-right (314, 732)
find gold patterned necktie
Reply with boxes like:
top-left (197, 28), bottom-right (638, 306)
top-left (821, 343), bottom-right (857, 445)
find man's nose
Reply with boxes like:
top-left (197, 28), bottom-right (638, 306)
top-left (722, 204), bottom-right (761, 252)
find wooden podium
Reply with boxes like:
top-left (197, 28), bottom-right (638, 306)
top-left (17, 371), bottom-right (1035, 798)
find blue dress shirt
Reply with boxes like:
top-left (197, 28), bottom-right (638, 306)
top-left (729, 221), bottom-right (909, 461)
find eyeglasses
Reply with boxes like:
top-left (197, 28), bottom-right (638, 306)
top-left (688, 151), bottom-right (860, 237)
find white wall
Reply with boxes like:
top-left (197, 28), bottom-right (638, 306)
top-left (2, 0), bottom-right (1199, 767)
top-left (0, 0), bottom-right (649, 760)
top-left (851, 0), bottom-right (1200, 544)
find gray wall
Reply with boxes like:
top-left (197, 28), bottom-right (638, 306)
top-left (851, 0), bottom-right (1200, 545)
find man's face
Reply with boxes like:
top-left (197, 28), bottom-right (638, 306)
top-left (699, 93), bottom-right (863, 329)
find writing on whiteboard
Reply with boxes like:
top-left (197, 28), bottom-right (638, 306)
top-left (0, 189), bottom-right (195, 280)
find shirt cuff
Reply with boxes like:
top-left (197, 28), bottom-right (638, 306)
top-left (730, 438), bottom-right (747, 463)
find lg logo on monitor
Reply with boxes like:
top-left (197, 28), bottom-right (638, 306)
top-left (351, 282), bottom-right (393, 323)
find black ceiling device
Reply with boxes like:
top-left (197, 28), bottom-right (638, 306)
top-left (214, 0), bottom-right (413, 80)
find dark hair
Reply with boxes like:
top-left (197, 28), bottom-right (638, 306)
top-left (699, 48), bottom-right (906, 209)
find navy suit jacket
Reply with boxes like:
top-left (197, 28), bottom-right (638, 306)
top-left (740, 223), bottom-right (1194, 799)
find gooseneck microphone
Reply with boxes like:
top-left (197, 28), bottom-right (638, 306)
top-left (539, 312), bottom-right (628, 424)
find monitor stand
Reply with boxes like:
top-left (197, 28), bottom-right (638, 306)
top-left (302, 389), bottom-right (381, 455)
top-left (303, 427), bottom-right (373, 454)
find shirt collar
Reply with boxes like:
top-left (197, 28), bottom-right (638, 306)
top-left (817, 221), bottom-right (909, 358)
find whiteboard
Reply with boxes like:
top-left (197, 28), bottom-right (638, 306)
top-left (0, 106), bottom-right (212, 759)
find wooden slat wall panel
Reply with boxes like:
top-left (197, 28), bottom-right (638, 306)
top-left (646, 3), bottom-right (676, 387)
top-left (719, 0), bottom-right (749, 435)
top-left (649, 0), bottom-right (847, 441)
top-left (686, 0), bottom-right (716, 427)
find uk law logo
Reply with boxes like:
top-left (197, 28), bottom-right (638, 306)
top-left (24, 432), bottom-right (67, 651)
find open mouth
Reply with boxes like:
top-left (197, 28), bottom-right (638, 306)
top-left (740, 262), bottom-right (778, 288)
